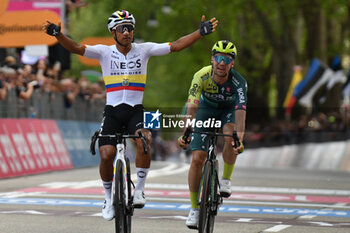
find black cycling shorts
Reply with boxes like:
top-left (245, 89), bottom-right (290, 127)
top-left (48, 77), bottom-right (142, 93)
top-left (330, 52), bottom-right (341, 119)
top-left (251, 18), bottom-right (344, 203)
top-left (98, 104), bottom-right (144, 147)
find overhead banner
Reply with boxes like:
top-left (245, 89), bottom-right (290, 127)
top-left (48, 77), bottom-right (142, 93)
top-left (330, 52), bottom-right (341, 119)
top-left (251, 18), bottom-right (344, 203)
top-left (0, 0), bottom-right (8, 15)
top-left (0, 10), bottom-right (61, 47)
top-left (6, 0), bottom-right (61, 16)
top-left (78, 37), bottom-right (115, 66)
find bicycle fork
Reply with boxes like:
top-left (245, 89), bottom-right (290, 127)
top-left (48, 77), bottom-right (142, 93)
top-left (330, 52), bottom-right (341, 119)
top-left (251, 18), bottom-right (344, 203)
top-left (111, 144), bottom-right (128, 207)
top-left (210, 160), bottom-right (223, 216)
top-left (198, 160), bottom-right (223, 216)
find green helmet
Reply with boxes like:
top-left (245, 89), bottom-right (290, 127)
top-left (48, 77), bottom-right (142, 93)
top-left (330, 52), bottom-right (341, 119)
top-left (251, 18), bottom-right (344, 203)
top-left (212, 40), bottom-right (237, 59)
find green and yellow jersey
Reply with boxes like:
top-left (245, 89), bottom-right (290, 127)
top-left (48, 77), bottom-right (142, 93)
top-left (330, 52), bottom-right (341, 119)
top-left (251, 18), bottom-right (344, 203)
top-left (187, 65), bottom-right (247, 110)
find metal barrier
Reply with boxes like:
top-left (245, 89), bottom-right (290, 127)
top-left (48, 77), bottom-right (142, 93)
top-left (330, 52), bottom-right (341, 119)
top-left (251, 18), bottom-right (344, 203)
top-left (0, 88), bottom-right (105, 121)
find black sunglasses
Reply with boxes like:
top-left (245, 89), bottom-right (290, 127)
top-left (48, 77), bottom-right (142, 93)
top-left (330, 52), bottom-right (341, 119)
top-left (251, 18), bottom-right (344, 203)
top-left (114, 24), bottom-right (134, 33)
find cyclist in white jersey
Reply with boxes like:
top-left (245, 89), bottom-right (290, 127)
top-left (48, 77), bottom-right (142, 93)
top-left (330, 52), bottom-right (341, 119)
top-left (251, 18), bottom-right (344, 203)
top-left (43, 10), bottom-right (218, 220)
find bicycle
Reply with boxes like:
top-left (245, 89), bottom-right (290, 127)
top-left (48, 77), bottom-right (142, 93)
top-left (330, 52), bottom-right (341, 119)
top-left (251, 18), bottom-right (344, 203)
top-left (90, 130), bottom-right (148, 233)
top-left (183, 127), bottom-right (241, 233)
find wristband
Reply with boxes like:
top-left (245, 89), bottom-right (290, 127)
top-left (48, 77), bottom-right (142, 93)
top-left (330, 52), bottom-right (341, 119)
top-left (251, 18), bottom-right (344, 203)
top-left (238, 142), bottom-right (244, 154)
top-left (200, 20), bottom-right (213, 36)
top-left (46, 23), bottom-right (61, 37)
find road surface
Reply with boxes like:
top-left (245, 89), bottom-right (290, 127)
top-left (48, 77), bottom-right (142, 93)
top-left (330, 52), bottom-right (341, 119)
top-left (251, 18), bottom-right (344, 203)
top-left (1, 160), bottom-right (350, 233)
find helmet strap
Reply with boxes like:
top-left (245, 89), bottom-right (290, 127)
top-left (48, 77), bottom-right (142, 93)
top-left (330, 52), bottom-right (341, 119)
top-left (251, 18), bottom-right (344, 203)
top-left (113, 34), bottom-right (129, 47)
top-left (114, 36), bottom-right (125, 47)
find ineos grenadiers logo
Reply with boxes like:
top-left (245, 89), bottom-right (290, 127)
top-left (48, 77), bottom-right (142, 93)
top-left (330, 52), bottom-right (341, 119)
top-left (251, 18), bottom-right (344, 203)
top-left (144, 110), bottom-right (162, 129)
top-left (110, 59), bottom-right (141, 69)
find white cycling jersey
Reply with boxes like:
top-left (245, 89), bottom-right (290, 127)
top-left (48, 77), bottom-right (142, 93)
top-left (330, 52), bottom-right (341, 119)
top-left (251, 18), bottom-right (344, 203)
top-left (84, 42), bottom-right (171, 106)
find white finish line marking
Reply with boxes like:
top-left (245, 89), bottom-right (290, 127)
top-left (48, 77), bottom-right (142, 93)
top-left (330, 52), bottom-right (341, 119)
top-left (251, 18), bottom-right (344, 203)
top-left (236, 218), bottom-right (253, 222)
top-left (145, 184), bottom-right (350, 196)
top-left (298, 215), bottom-right (317, 219)
top-left (39, 163), bottom-right (189, 189)
top-left (263, 224), bottom-right (291, 232)
top-left (37, 181), bottom-right (350, 197)
top-left (0, 210), bottom-right (48, 215)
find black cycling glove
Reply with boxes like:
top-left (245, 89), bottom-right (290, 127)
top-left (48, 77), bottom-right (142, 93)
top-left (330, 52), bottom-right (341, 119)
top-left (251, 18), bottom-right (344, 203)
top-left (199, 20), bottom-right (213, 36)
top-left (46, 23), bottom-right (61, 37)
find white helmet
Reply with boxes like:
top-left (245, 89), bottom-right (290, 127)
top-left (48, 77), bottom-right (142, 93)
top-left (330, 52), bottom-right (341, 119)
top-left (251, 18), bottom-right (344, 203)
top-left (107, 10), bottom-right (136, 33)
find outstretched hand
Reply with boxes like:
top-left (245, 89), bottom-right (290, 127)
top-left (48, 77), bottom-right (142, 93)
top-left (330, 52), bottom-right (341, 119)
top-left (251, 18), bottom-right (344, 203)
top-left (199, 15), bottom-right (218, 36)
top-left (42, 20), bottom-right (61, 36)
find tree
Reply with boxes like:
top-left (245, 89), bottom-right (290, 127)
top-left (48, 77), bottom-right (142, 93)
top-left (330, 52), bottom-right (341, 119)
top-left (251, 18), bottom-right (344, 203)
top-left (68, 0), bottom-right (350, 121)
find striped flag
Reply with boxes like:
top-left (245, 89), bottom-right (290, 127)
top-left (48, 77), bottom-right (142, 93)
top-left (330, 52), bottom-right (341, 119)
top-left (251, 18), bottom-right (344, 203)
top-left (318, 55), bottom-right (346, 105)
top-left (285, 59), bottom-right (333, 115)
top-left (342, 68), bottom-right (350, 107)
top-left (318, 69), bottom-right (346, 105)
top-left (283, 66), bottom-right (303, 108)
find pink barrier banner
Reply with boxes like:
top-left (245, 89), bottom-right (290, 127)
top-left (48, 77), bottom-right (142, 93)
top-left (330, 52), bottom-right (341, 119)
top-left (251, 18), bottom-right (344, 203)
top-left (0, 119), bottom-right (73, 178)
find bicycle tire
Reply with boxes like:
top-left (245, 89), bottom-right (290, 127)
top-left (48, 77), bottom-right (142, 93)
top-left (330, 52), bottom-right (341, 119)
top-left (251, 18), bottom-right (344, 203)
top-left (125, 158), bottom-right (132, 233)
top-left (199, 162), bottom-right (216, 233)
top-left (114, 160), bottom-right (126, 233)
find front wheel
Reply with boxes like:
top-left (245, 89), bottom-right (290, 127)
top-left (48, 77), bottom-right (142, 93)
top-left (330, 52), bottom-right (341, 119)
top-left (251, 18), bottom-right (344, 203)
top-left (125, 158), bottom-right (132, 233)
top-left (198, 162), bottom-right (216, 233)
top-left (114, 160), bottom-right (127, 233)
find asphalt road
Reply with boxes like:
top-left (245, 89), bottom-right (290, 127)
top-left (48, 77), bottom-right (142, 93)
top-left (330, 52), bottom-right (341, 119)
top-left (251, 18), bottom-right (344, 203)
top-left (0, 159), bottom-right (350, 233)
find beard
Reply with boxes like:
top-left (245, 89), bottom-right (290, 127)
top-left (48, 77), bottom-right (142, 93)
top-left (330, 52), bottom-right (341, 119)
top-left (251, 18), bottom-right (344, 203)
top-left (214, 68), bottom-right (228, 77)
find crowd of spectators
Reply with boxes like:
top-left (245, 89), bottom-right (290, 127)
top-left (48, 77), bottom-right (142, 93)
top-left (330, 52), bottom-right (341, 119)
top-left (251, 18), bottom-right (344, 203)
top-left (244, 110), bottom-right (350, 148)
top-left (0, 53), bottom-right (105, 119)
top-left (1, 52), bottom-right (350, 156)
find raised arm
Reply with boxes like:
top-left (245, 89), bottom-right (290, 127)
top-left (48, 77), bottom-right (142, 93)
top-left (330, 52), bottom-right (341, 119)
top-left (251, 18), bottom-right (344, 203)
top-left (170, 15), bottom-right (218, 52)
top-left (42, 21), bottom-right (85, 56)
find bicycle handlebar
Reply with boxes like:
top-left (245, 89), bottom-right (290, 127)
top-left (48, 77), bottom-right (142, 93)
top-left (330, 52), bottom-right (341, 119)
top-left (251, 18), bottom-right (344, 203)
top-left (90, 131), bottom-right (148, 155)
top-left (182, 127), bottom-right (241, 148)
top-left (137, 131), bottom-right (148, 155)
top-left (182, 127), bottom-right (193, 144)
top-left (232, 131), bottom-right (241, 149)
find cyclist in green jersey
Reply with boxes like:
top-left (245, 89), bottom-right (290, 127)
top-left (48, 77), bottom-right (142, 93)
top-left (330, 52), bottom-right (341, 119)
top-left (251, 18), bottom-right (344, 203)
top-left (178, 40), bottom-right (247, 229)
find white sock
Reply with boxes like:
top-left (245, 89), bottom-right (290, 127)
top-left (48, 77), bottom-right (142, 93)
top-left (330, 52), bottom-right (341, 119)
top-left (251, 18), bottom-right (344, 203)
top-left (102, 180), bottom-right (112, 202)
top-left (135, 168), bottom-right (149, 191)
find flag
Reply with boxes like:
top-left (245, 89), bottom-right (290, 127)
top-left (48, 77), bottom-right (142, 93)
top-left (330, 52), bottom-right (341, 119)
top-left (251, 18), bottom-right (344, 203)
top-left (318, 55), bottom-right (346, 105)
top-left (294, 59), bottom-right (333, 108)
top-left (318, 69), bottom-right (346, 105)
top-left (285, 58), bottom-right (328, 115)
top-left (298, 68), bottom-right (333, 108)
top-left (342, 68), bottom-right (350, 107)
top-left (283, 66), bottom-right (303, 108)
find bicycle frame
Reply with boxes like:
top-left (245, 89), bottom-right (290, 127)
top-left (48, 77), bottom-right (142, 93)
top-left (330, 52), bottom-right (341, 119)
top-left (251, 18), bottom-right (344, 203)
top-left (90, 131), bottom-right (147, 233)
top-left (182, 127), bottom-right (240, 233)
top-left (198, 132), bottom-right (222, 219)
top-left (111, 136), bottom-right (129, 209)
